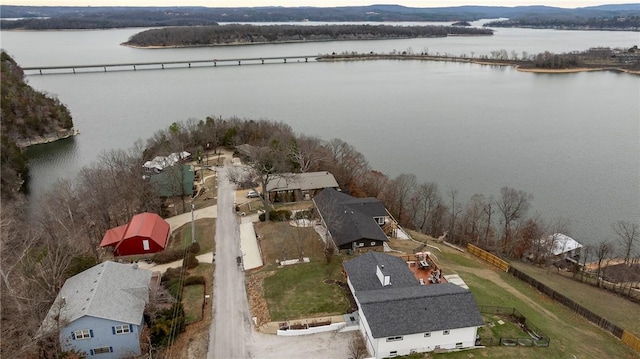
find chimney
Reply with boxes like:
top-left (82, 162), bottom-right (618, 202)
top-left (376, 265), bottom-right (391, 287)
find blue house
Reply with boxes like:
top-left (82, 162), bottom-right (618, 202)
top-left (39, 261), bottom-right (152, 358)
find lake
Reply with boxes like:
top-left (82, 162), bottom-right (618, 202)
top-left (1, 22), bottom-right (638, 246)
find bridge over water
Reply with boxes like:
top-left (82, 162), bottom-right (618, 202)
top-left (23, 55), bottom-right (319, 75)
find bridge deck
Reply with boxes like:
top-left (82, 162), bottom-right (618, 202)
top-left (23, 55), bottom-right (319, 74)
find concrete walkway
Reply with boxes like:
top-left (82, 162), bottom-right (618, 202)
top-left (164, 205), bottom-right (218, 232)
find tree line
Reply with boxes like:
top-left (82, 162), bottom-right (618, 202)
top-left (123, 24), bottom-right (493, 48)
top-left (484, 15), bottom-right (640, 31)
top-left (2, 114), bottom-right (638, 356)
top-left (3, 4), bottom-right (638, 30)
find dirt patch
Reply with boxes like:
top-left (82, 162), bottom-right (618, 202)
top-left (603, 263), bottom-right (640, 283)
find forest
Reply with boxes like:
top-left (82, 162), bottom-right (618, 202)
top-left (0, 51), bottom-right (74, 201)
top-left (484, 14), bottom-right (640, 31)
top-left (1, 4), bottom-right (638, 30)
top-left (123, 24), bottom-right (492, 48)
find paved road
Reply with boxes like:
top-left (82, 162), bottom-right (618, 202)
top-left (208, 165), bottom-right (252, 359)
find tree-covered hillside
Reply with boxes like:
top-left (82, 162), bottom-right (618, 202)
top-left (1, 4), bottom-right (639, 30)
top-left (0, 51), bottom-right (74, 199)
top-left (124, 24), bottom-right (492, 48)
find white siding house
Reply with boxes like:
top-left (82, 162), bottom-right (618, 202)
top-left (344, 252), bottom-right (484, 359)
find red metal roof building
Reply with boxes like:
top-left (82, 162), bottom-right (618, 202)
top-left (100, 213), bottom-right (170, 256)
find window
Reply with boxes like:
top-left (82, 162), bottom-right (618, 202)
top-left (456, 342), bottom-right (463, 348)
top-left (357, 242), bottom-right (364, 247)
top-left (424, 332), bottom-right (431, 337)
top-left (142, 239), bottom-right (150, 251)
top-left (371, 242), bottom-right (376, 246)
top-left (73, 329), bottom-right (92, 340)
top-left (113, 324), bottom-right (131, 335)
top-left (386, 336), bottom-right (403, 342)
top-left (375, 217), bottom-right (385, 225)
top-left (389, 351), bottom-right (398, 357)
top-left (91, 347), bottom-right (112, 355)
top-left (443, 330), bottom-right (450, 335)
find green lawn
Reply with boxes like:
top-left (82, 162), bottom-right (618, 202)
top-left (509, 261), bottom-right (640, 336)
top-left (386, 238), bottom-right (640, 359)
top-left (171, 218), bottom-right (215, 255)
top-left (262, 259), bottom-right (350, 321)
top-left (183, 284), bottom-right (205, 324)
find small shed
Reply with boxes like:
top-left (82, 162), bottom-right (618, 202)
top-left (100, 213), bottom-right (170, 256)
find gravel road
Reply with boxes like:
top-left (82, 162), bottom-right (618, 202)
top-left (207, 163), bottom-right (357, 359)
top-left (208, 165), bottom-right (252, 359)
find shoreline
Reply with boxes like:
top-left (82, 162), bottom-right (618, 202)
top-left (317, 55), bottom-right (640, 75)
top-left (15, 127), bottom-right (79, 148)
top-left (120, 33), bottom-right (488, 49)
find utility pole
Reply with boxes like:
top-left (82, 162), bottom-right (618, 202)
top-left (191, 203), bottom-right (196, 244)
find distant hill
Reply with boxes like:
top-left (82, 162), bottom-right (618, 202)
top-left (1, 4), bottom-right (639, 29)
top-left (0, 51), bottom-right (74, 199)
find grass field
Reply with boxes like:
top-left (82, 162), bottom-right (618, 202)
top-left (509, 261), bottom-right (640, 336)
top-left (262, 260), bottom-right (350, 321)
top-left (389, 234), bottom-right (640, 359)
top-left (253, 221), bottom-right (350, 321)
top-left (170, 218), bottom-right (215, 255)
top-left (183, 284), bottom-right (205, 324)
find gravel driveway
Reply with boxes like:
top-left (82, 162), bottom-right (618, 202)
top-left (208, 163), bottom-right (359, 359)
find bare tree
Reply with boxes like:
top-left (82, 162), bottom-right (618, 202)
top-left (410, 181), bottom-right (441, 236)
top-left (482, 195), bottom-right (495, 248)
top-left (595, 240), bottom-right (615, 287)
top-left (383, 173), bottom-right (416, 227)
top-left (288, 134), bottom-right (327, 173)
top-left (348, 332), bottom-right (368, 359)
top-left (447, 189), bottom-right (463, 244)
top-left (612, 220), bottom-right (638, 266)
top-left (245, 144), bottom-right (291, 221)
top-left (325, 138), bottom-right (370, 193)
top-left (461, 194), bottom-right (486, 244)
top-left (496, 187), bottom-right (533, 257)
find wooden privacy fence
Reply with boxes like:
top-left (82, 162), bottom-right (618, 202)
top-left (466, 243), bottom-right (640, 354)
top-left (466, 243), bottom-right (510, 272)
top-left (622, 330), bottom-right (640, 353)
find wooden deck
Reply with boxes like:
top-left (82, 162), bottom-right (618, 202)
top-left (399, 253), bottom-right (446, 285)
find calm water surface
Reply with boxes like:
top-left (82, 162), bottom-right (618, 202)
top-left (1, 24), bottom-right (638, 245)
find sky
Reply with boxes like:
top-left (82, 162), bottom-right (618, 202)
top-left (4, 1), bottom-right (639, 9)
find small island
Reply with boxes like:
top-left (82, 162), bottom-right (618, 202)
top-left (122, 24), bottom-right (493, 48)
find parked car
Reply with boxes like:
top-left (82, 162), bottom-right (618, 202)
top-left (247, 190), bottom-right (260, 198)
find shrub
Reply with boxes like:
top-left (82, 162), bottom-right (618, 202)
top-left (152, 249), bottom-right (184, 264)
top-left (189, 241), bottom-right (201, 254)
top-left (294, 209), bottom-right (314, 220)
top-left (259, 209), bottom-right (292, 222)
top-left (183, 253), bottom-right (199, 269)
top-left (184, 275), bottom-right (206, 286)
top-left (150, 303), bottom-right (185, 347)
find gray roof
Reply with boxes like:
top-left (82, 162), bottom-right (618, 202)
top-left (343, 252), bottom-right (418, 291)
top-left (344, 253), bottom-right (484, 338)
top-left (314, 189), bottom-right (388, 247)
top-left (41, 261), bottom-right (152, 333)
top-left (266, 171), bottom-right (339, 192)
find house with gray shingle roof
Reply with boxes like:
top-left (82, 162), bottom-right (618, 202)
top-left (39, 261), bottom-right (152, 358)
top-left (266, 171), bottom-right (339, 202)
top-left (313, 188), bottom-right (390, 251)
top-left (344, 252), bottom-right (484, 358)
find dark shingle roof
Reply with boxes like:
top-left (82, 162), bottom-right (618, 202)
top-left (343, 252), bottom-right (418, 291)
top-left (344, 252), bottom-right (484, 339)
top-left (313, 189), bottom-right (388, 247)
